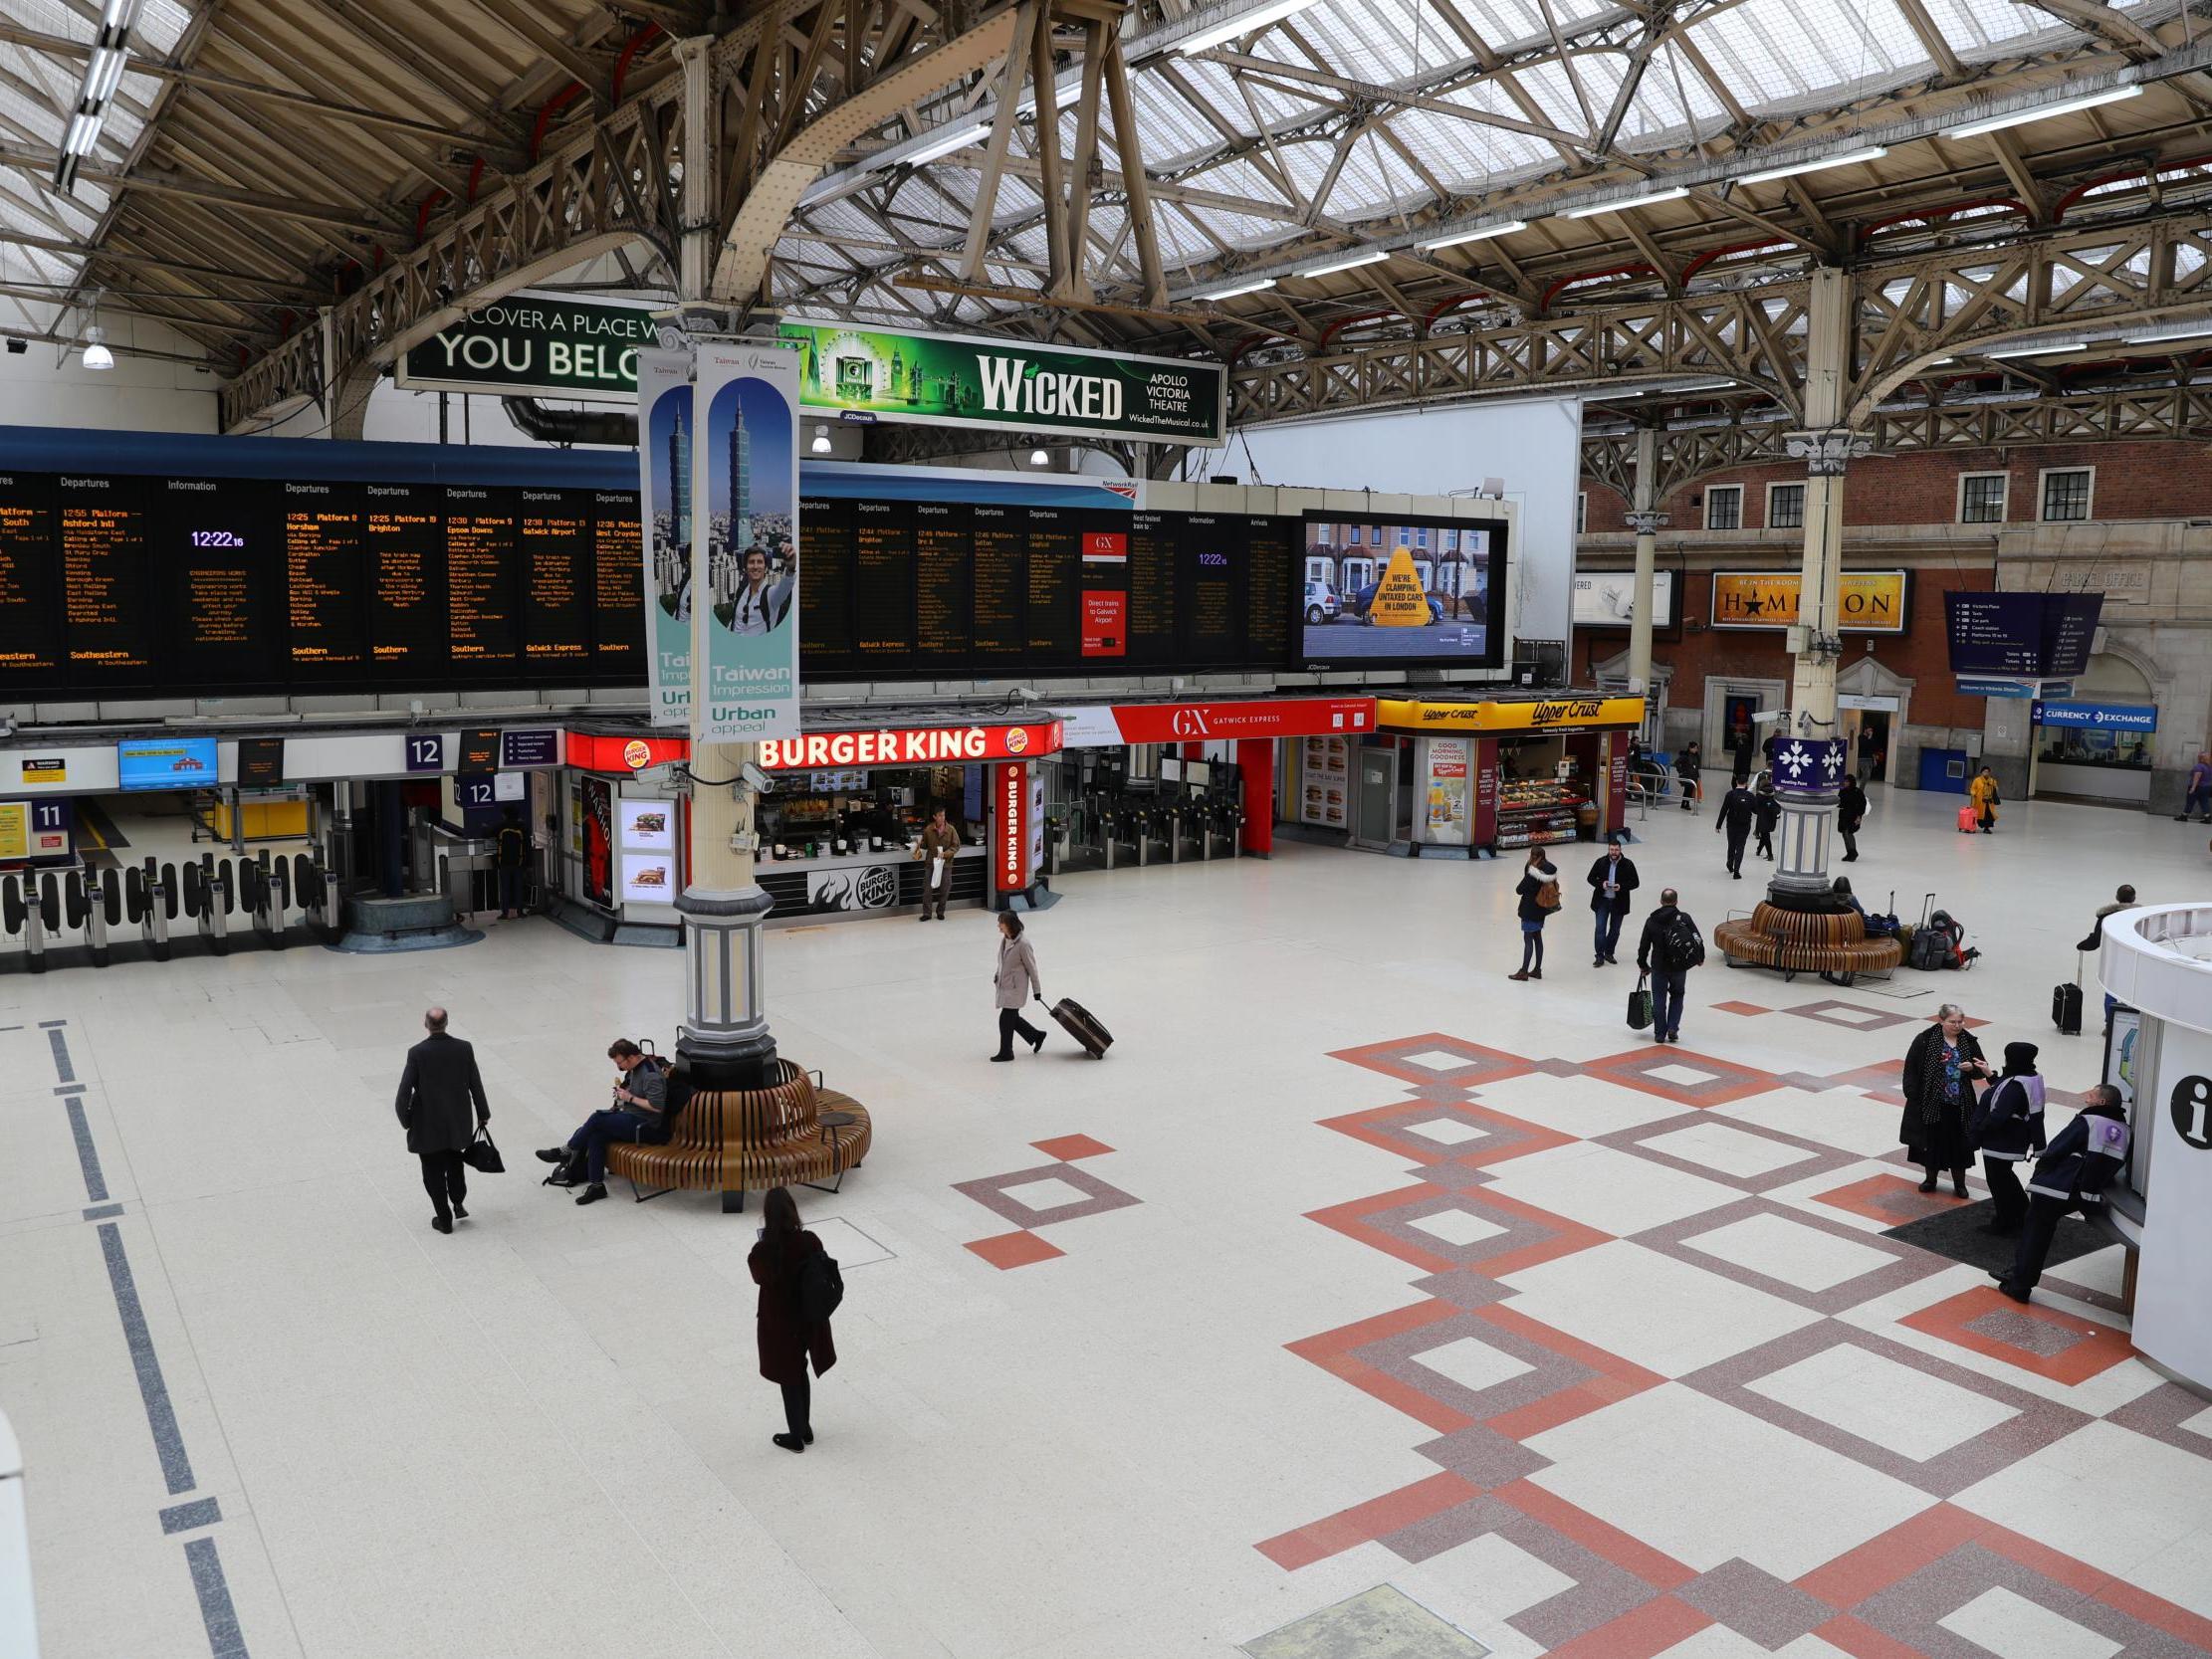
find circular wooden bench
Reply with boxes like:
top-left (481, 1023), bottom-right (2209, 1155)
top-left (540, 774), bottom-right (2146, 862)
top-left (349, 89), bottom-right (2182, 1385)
top-left (607, 1059), bottom-right (872, 1213)
top-left (1714, 902), bottom-right (1903, 983)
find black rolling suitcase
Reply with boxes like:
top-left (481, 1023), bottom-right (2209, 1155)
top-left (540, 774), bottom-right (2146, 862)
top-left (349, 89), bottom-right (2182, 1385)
top-left (2054, 954), bottom-right (2084, 1035)
top-left (1047, 996), bottom-right (1113, 1058)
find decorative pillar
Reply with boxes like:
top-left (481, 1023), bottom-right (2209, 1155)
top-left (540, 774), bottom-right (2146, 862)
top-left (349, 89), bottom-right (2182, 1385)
top-left (671, 34), bottom-right (779, 1090)
top-left (1767, 267), bottom-right (1871, 910)
top-left (1625, 425), bottom-right (1665, 706)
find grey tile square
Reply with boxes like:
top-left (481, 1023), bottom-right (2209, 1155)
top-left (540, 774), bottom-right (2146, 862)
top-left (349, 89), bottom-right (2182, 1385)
top-left (1241, 1585), bottom-right (1490, 1657)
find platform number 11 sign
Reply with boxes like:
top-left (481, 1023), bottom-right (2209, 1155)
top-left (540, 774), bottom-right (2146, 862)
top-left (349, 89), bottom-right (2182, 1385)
top-left (405, 734), bottom-right (445, 773)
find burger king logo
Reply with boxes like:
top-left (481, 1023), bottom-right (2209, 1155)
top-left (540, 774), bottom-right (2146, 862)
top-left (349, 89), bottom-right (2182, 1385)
top-left (1005, 727), bottom-right (1029, 755)
top-left (622, 738), bottom-right (652, 771)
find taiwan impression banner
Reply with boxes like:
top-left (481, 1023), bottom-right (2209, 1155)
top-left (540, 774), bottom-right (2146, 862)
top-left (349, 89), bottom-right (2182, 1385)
top-left (637, 347), bottom-right (694, 726)
top-left (694, 342), bottom-right (801, 742)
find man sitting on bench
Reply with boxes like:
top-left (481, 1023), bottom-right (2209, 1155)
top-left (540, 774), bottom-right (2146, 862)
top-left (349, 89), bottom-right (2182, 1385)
top-left (538, 1039), bottom-right (669, 1205)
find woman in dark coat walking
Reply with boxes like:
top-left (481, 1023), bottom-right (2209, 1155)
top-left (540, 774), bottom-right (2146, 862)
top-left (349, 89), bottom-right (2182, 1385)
top-left (1899, 1003), bottom-right (1990, 1196)
top-left (1509, 848), bottom-right (1559, 981)
top-left (748, 1185), bottom-right (837, 1452)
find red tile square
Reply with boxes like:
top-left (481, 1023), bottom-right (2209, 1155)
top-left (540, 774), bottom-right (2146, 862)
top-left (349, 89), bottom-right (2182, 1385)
top-left (1898, 1286), bottom-right (2136, 1385)
top-left (1811, 1171), bottom-right (1968, 1226)
top-left (1030, 1134), bottom-right (1114, 1161)
top-left (964, 1230), bottom-right (1065, 1270)
top-left (1712, 1000), bottom-right (1772, 1016)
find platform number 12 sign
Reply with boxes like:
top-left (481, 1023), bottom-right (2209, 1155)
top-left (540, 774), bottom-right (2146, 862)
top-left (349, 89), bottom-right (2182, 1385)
top-left (405, 735), bottom-right (445, 773)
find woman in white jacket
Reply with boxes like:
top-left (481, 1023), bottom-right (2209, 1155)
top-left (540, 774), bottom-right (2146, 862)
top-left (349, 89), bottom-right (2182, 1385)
top-left (992, 914), bottom-right (1048, 1061)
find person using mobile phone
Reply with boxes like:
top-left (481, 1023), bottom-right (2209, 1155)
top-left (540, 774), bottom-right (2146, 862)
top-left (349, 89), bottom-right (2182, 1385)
top-left (534, 1039), bottom-right (670, 1205)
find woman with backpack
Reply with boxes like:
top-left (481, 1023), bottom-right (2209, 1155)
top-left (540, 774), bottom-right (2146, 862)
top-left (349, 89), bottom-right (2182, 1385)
top-left (1899, 1004), bottom-right (1991, 1197)
top-left (1509, 848), bottom-right (1560, 981)
top-left (748, 1185), bottom-right (838, 1453)
top-left (1974, 1042), bottom-right (2048, 1236)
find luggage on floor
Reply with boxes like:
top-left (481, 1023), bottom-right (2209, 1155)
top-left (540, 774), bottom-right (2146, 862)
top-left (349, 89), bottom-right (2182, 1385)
top-left (1628, 974), bottom-right (1654, 1032)
top-left (2053, 979), bottom-right (2084, 1035)
top-left (1048, 996), bottom-right (1113, 1058)
top-left (1957, 805), bottom-right (1979, 833)
top-left (1909, 929), bottom-right (1951, 971)
top-left (1864, 893), bottom-right (1900, 937)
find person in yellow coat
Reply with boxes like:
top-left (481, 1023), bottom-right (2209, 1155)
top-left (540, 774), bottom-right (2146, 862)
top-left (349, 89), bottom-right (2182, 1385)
top-left (1969, 764), bottom-right (2001, 833)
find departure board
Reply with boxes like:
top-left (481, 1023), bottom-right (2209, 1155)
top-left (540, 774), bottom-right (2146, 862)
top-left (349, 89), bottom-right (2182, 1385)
top-left (61, 474), bottom-right (157, 684)
top-left (970, 504), bottom-right (1026, 664)
top-left (1243, 515), bottom-right (1291, 670)
top-left (1127, 514), bottom-right (1175, 667)
top-left (285, 482), bottom-right (369, 679)
top-left (796, 498), bottom-right (852, 658)
top-left (367, 483), bottom-right (447, 680)
top-left (852, 499), bottom-right (913, 660)
top-left (1180, 514), bottom-right (1240, 664)
top-left (162, 476), bottom-right (279, 688)
top-left (0, 471), bottom-right (62, 686)
top-left (446, 488), bottom-right (521, 669)
top-left (591, 493), bottom-right (643, 678)
top-left (520, 489), bottom-right (590, 676)
top-left (914, 501), bottom-right (971, 667)
top-left (1025, 508), bottom-right (1078, 658)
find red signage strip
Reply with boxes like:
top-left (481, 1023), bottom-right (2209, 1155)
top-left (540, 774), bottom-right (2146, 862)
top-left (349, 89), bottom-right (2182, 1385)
top-left (1057, 697), bottom-right (1376, 747)
top-left (566, 732), bottom-right (690, 773)
top-left (995, 761), bottom-right (1030, 893)
top-left (759, 722), bottom-right (1062, 771)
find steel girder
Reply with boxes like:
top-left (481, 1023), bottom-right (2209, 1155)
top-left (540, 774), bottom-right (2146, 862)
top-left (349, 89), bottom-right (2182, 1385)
top-left (1582, 381), bottom-right (2212, 500)
top-left (1229, 216), bottom-right (2212, 431)
top-left (217, 0), bottom-right (1021, 432)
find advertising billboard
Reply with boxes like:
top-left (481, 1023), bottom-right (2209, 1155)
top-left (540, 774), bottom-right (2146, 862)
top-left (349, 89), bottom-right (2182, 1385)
top-left (1302, 513), bottom-right (1507, 670)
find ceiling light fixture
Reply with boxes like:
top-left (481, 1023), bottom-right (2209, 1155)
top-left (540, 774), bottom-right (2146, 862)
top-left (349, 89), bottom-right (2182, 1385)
top-left (1418, 220), bottom-right (1528, 250)
top-left (1983, 341), bottom-right (2086, 359)
top-left (898, 120), bottom-right (990, 166)
top-left (1296, 249), bottom-right (1390, 278)
top-left (52, 0), bottom-right (139, 193)
top-left (1173, 0), bottom-right (1324, 56)
top-left (1561, 185), bottom-right (1688, 220)
top-left (1945, 84), bottom-right (2140, 140)
top-left (1735, 145), bottom-right (1888, 186)
top-left (810, 424), bottom-right (832, 454)
top-left (81, 325), bottom-right (113, 371)
top-left (1198, 277), bottom-right (1276, 300)
top-left (1028, 447), bottom-right (1051, 467)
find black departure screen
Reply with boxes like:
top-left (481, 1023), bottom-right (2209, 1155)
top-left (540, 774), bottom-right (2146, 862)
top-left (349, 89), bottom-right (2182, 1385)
top-left (520, 489), bottom-right (591, 677)
top-left (161, 475), bottom-right (280, 688)
top-left (0, 470), bottom-right (62, 687)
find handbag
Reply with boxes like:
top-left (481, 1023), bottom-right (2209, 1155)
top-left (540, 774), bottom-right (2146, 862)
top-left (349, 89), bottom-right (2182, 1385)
top-left (1628, 972), bottom-right (1654, 1032)
top-left (463, 1127), bottom-right (506, 1174)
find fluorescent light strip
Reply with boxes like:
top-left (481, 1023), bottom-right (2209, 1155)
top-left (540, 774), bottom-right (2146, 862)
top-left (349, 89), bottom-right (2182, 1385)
top-left (1946, 84), bottom-right (2140, 140)
top-left (902, 121), bottom-right (989, 164)
top-left (1174, 0), bottom-right (1324, 56)
top-left (1199, 277), bottom-right (1276, 300)
top-left (1561, 185), bottom-right (1687, 220)
top-left (64, 112), bottom-right (102, 156)
top-left (1419, 219), bottom-right (1527, 250)
top-left (88, 47), bottom-right (128, 104)
top-left (1735, 145), bottom-right (1887, 186)
top-left (1983, 341), bottom-right (2086, 359)
top-left (1296, 249), bottom-right (1390, 277)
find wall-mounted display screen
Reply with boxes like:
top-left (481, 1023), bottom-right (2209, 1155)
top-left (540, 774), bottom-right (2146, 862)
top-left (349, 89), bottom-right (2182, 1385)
top-left (116, 736), bottom-right (218, 791)
top-left (2, 468), bottom-right (641, 697)
top-left (1573, 568), bottom-right (1677, 630)
top-left (1299, 513), bottom-right (1507, 670)
top-left (796, 500), bottom-right (1294, 679)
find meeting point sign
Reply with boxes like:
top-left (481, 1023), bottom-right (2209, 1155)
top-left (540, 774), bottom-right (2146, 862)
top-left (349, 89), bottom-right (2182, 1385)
top-left (397, 291), bottom-right (658, 403)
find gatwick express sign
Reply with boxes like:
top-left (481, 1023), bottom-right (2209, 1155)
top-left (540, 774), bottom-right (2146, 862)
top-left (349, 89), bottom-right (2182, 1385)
top-left (396, 291), bottom-right (658, 403)
top-left (777, 321), bottom-right (1226, 445)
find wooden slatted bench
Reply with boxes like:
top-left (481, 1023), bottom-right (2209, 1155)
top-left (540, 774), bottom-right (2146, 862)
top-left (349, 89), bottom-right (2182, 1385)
top-left (607, 1060), bottom-right (872, 1212)
top-left (1714, 902), bottom-right (1903, 984)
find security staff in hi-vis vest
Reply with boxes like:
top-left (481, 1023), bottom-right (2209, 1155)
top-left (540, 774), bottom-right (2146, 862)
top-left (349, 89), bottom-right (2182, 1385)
top-left (1369, 547), bottom-right (1433, 628)
top-left (917, 807), bottom-right (962, 921)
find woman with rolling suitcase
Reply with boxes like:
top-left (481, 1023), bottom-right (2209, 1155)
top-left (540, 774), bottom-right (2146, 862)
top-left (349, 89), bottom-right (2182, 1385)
top-left (991, 913), bottom-right (1049, 1061)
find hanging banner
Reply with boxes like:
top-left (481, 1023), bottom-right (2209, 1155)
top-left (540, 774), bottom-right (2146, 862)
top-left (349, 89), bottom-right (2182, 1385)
top-left (638, 347), bottom-right (694, 727)
top-left (695, 341), bottom-right (802, 742)
top-left (395, 290), bottom-right (657, 402)
top-left (779, 320), bottom-right (1226, 444)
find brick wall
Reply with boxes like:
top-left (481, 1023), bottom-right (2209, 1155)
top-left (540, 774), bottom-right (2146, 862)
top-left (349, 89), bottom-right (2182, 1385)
top-left (1581, 439), bottom-right (2212, 532)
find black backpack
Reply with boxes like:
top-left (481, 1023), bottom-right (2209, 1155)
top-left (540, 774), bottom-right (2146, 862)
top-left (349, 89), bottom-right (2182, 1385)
top-left (795, 1246), bottom-right (844, 1326)
top-left (1663, 909), bottom-right (1706, 970)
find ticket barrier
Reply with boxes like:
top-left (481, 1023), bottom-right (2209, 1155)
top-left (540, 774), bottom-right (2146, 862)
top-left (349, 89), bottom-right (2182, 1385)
top-left (1089, 796), bottom-right (1142, 870)
top-left (63, 869), bottom-right (121, 968)
top-left (181, 855), bottom-right (233, 955)
top-left (125, 859), bottom-right (177, 961)
top-left (240, 853), bottom-right (290, 949)
top-left (1131, 798), bottom-right (1172, 867)
top-left (1, 874), bottom-right (57, 972)
top-left (1200, 793), bottom-right (1244, 859)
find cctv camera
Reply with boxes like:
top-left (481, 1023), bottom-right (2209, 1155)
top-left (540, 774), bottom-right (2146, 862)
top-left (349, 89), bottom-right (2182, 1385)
top-left (741, 761), bottom-right (774, 794)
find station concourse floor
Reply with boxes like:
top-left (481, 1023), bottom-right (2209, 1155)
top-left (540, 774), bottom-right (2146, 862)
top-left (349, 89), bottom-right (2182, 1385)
top-left (5, 783), bottom-right (2211, 1659)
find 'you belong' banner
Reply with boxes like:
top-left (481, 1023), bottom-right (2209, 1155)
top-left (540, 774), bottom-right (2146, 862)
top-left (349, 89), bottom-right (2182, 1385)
top-left (693, 341), bottom-right (801, 742)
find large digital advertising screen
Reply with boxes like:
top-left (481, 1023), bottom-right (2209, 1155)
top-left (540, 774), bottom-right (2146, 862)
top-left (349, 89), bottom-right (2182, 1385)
top-left (1299, 513), bottom-right (1507, 670)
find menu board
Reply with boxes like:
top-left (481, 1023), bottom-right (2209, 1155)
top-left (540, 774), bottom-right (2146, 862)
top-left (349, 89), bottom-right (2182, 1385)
top-left (0, 467), bottom-right (652, 696)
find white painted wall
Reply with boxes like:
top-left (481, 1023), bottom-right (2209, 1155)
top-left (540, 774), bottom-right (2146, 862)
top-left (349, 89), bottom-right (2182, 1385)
top-left (0, 315), bottom-right (219, 432)
top-left (1194, 395), bottom-right (1585, 653)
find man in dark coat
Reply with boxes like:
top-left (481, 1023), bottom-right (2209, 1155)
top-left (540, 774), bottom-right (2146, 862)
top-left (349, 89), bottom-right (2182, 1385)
top-left (394, 1006), bottom-right (491, 1233)
top-left (1837, 776), bottom-right (1867, 862)
top-left (1995, 1085), bottom-right (2129, 1303)
top-left (1635, 888), bottom-right (1702, 1045)
top-left (1752, 778), bottom-right (1781, 861)
top-left (1715, 781), bottom-right (1758, 878)
top-left (1586, 835), bottom-right (1640, 967)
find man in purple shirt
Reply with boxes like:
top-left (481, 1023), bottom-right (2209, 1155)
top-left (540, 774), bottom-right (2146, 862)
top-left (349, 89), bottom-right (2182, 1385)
top-left (2177, 752), bottom-right (2212, 823)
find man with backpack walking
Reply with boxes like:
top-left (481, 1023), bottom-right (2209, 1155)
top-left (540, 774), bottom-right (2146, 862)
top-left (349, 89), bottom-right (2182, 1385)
top-left (535, 1038), bottom-right (672, 1205)
top-left (1635, 887), bottom-right (1704, 1045)
top-left (1715, 780), bottom-right (1758, 879)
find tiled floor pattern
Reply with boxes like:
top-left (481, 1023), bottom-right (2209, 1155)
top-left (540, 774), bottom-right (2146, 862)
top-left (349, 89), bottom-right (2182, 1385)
top-left (1257, 1031), bottom-right (2212, 1658)
top-left (957, 1134), bottom-right (1137, 1267)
